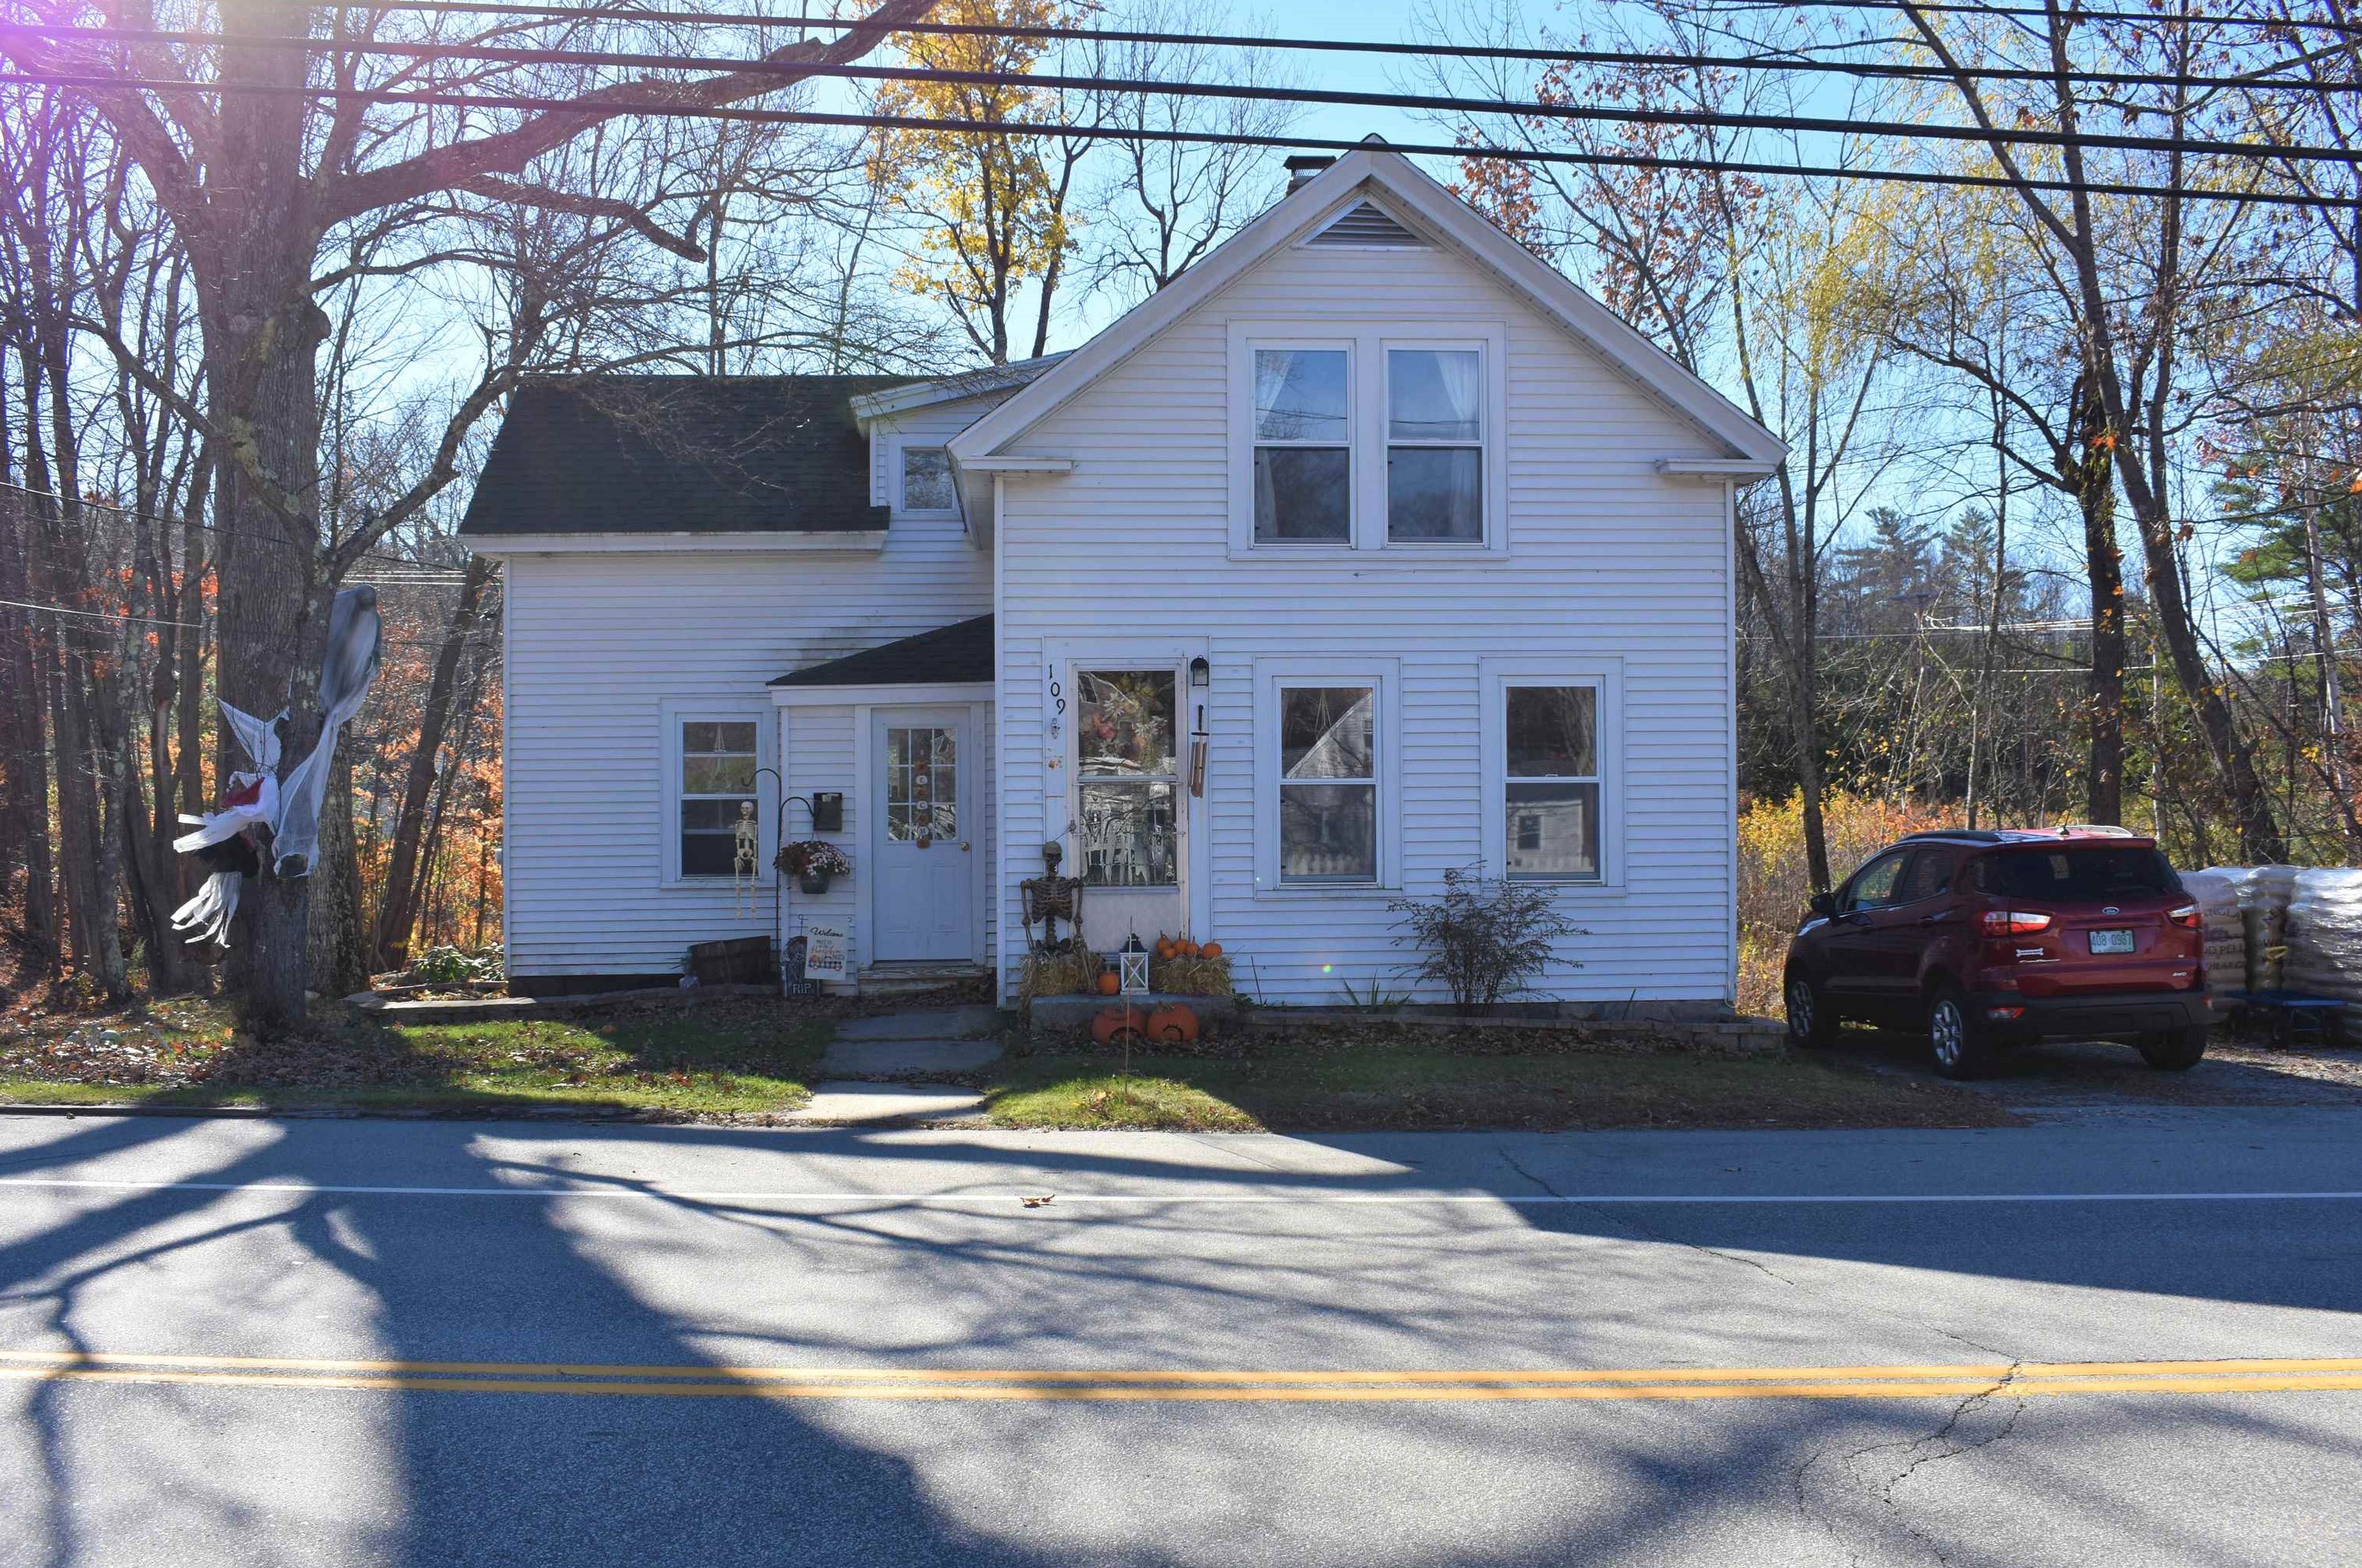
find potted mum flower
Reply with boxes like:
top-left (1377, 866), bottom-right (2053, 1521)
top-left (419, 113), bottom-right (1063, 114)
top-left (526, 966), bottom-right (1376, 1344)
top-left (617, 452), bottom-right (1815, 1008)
top-left (775, 840), bottom-right (852, 894)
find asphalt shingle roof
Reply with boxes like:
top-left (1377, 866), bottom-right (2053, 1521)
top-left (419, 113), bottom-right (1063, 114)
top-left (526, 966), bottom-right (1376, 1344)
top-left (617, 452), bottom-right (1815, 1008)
top-left (459, 375), bottom-right (919, 537)
top-left (769, 616), bottom-right (993, 688)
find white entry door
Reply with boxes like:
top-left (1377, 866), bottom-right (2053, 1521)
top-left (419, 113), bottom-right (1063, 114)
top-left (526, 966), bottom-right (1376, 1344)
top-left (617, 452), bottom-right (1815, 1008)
top-left (871, 710), bottom-right (975, 962)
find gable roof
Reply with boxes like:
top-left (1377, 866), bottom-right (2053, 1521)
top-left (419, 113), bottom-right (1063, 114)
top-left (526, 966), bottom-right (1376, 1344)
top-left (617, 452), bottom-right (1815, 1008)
top-left (461, 375), bottom-right (917, 537)
top-left (768, 614), bottom-right (993, 687)
top-left (947, 142), bottom-right (1785, 486)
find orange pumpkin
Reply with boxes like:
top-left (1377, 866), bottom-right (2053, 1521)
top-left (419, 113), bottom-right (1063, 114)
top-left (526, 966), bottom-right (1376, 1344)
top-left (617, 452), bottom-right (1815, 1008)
top-left (1092, 1005), bottom-right (1146, 1048)
top-left (1155, 938), bottom-right (1176, 959)
top-left (1095, 971), bottom-right (1121, 996)
top-left (1177, 940), bottom-right (1200, 958)
top-left (1199, 941), bottom-right (1223, 959)
top-left (1146, 1003), bottom-right (1200, 1045)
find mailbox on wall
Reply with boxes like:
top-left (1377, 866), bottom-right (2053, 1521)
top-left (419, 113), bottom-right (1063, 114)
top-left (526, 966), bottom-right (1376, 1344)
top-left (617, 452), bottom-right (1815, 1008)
top-left (810, 791), bottom-right (844, 834)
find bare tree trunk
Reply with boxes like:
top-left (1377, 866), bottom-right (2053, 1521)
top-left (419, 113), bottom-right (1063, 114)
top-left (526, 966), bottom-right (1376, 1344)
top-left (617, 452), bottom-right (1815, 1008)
top-left (307, 746), bottom-right (372, 998)
top-left (0, 491), bottom-right (56, 971)
top-left (372, 554), bottom-right (495, 965)
top-left (2069, 376), bottom-right (2126, 825)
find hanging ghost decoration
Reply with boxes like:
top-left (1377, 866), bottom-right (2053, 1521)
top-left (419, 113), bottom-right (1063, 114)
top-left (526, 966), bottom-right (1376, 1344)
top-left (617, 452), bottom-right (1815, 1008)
top-left (171, 584), bottom-right (385, 945)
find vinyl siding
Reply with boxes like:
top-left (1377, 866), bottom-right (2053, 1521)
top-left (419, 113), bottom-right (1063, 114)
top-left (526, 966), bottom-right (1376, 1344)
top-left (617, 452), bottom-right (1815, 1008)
top-left (500, 503), bottom-right (992, 980)
top-left (993, 239), bottom-right (1739, 1007)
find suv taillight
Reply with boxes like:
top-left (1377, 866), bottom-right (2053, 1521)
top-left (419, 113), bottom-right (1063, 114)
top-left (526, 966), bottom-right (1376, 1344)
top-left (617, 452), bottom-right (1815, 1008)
top-left (2166, 904), bottom-right (2201, 929)
top-left (1982, 910), bottom-right (2056, 936)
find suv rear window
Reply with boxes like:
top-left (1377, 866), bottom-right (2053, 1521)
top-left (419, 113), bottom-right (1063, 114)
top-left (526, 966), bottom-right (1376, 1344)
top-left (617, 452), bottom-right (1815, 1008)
top-left (1973, 846), bottom-right (2179, 902)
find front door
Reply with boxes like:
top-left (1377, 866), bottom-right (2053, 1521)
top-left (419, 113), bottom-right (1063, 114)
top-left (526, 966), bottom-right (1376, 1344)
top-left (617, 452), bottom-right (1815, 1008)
top-left (872, 710), bottom-right (974, 962)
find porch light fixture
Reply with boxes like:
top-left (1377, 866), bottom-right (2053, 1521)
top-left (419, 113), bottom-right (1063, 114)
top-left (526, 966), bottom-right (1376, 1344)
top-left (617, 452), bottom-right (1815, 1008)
top-left (1188, 658), bottom-right (1211, 796)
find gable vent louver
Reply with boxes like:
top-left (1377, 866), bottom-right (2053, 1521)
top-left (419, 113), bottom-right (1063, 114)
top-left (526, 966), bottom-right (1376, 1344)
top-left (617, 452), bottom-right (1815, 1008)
top-left (1306, 202), bottom-right (1427, 249)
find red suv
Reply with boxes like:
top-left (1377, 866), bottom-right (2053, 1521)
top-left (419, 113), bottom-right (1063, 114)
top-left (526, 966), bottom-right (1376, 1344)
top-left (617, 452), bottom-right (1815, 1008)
top-left (1783, 828), bottom-right (2210, 1078)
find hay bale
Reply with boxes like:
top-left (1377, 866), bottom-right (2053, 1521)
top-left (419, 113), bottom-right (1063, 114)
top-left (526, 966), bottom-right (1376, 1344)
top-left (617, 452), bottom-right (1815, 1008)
top-left (1019, 946), bottom-right (1104, 1007)
top-left (2180, 868), bottom-right (2246, 1000)
top-left (2282, 868), bottom-right (2362, 1005)
top-left (1149, 951), bottom-right (1234, 997)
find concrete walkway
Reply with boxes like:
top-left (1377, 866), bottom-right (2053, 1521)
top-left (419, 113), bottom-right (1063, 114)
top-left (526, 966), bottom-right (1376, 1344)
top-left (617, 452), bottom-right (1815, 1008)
top-left (796, 1006), bottom-right (1003, 1124)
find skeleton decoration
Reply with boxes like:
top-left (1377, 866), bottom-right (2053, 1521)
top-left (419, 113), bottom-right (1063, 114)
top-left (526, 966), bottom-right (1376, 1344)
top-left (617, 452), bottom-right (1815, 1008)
top-left (733, 800), bottom-right (761, 917)
top-left (1018, 840), bottom-right (1086, 952)
top-left (170, 585), bottom-right (385, 946)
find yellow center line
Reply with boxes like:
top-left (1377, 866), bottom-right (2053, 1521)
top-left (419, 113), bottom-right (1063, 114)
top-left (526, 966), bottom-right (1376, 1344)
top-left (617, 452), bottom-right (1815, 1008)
top-left (0, 1351), bottom-right (2358, 1401)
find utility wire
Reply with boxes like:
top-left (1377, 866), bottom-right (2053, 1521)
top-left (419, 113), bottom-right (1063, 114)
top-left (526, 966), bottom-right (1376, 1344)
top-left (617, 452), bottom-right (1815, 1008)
top-left (14, 26), bottom-right (2361, 167)
top-left (0, 74), bottom-right (2338, 208)
top-left (237, 1), bottom-right (2362, 44)
top-left (24, 11), bottom-right (2352, 92)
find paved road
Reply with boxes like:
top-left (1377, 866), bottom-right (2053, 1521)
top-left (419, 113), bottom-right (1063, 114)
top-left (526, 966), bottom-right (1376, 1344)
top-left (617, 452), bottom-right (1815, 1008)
top-left (0, 1107), bottom-right (2358, 1566)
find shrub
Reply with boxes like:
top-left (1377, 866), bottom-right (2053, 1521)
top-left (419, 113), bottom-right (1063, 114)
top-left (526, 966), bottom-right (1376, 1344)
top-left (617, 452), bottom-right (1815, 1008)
top-left (1390, 866), bottom-right (1579, 1014)
top-left (410, 945), bottom-right (502, 985)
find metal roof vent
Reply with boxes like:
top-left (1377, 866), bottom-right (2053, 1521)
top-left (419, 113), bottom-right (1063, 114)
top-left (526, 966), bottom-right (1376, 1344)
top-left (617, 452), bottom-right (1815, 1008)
top-left (1306, 201), bottom-right (1427, 249)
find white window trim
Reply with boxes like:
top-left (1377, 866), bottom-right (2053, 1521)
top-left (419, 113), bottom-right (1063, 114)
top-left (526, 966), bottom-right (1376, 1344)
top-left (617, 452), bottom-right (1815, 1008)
top-left (1252, 658), bottom-right (1404, 896)
top-left (887, 436), bottom-right (962, 520)
top-left (1478, 661), bottom-right (1624, 890)
top-left (1227, 319), bottom-right (1508, 558)
top-left (658, 700), bottom-right (774, 889)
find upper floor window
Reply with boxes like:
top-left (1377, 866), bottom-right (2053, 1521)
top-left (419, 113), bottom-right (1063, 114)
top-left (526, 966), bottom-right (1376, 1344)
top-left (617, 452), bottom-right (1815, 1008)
top-left (1252, 349), bottom-right (1351, 542)
top-left (1230, 322), bottom-right (1504, 554)
top-left (900, 444), bottom-right (956, 513)
top-left (1387, 349), bottom-right (1483, 542)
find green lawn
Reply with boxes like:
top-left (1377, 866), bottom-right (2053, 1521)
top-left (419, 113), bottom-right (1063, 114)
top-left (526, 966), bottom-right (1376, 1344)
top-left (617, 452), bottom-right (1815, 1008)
top-left (982, 1033), bottom-right (2013, 1131)
top-left (0, 997), bottom-right (832, 1117)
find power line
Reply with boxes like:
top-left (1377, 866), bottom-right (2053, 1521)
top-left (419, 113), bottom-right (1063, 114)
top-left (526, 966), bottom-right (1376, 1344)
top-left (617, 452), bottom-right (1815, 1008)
top-left (21, 12), bottom-right (2351, 92)
top-left (237, 1), bottom-right (2362, 44)
top-left (11, 28), bottom-right (2360, 168)
top-left (1, 74), bottom-right (2341, 209)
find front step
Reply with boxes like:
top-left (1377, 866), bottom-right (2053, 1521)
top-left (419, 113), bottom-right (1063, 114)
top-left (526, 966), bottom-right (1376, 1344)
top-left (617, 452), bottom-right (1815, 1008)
top-left (855, 962), bottom-right (991, 999)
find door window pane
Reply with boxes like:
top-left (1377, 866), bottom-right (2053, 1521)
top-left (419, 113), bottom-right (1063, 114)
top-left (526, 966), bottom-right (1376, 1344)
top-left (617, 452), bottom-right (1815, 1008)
top-left (1386, 448), bottom-right (1482, 541)
top-left (680, 720), bottom-right (758, 877)
top-left (886, 727), bottom-right (957, 842)
top-left (1077, 671), bottom-right (1176, 776)
top-left (1076, 670), bottom-right (1177, 886)
top-left (901, 446), bottom-right (955, 511)
top-left (1504, 783), bottom-right (1598, 879)
top-left (1253, 350), bottom-right (1348, 440)
top-left (1507, 687), bottom-right (1597, 776)
top-left (1279, 686), bottom-right (1377, 884)
top-left (1077, 780), bottom-right (1177, 886)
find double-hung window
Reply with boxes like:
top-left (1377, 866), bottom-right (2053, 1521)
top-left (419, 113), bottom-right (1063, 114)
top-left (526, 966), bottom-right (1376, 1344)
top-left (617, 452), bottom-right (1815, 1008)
top-left (1075, 670), bottom-right (1179, 886)
top-left (1278, 685), bottom-right (1378, 883)
top-left (1234, 323), bottom-right (1503, 552)
top-left (679, 720), bottom-right (758, 878)
top-left (1502, 684), bottom-right (1601, 881)
top-left (1386, 348), bottom-right (1483, 541)
top-left (1251, 348), bottom-right (1352, 541)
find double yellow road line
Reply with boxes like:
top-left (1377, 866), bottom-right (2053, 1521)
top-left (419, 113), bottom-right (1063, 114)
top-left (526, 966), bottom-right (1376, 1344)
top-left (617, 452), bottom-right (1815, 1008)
top-left (2, 1350), bottom-right (2360, 1404)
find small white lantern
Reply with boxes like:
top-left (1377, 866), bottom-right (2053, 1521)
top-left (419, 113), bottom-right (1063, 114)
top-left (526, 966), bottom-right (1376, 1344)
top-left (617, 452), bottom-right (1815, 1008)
top-left (1118, 934), bottom-right (1151, 996)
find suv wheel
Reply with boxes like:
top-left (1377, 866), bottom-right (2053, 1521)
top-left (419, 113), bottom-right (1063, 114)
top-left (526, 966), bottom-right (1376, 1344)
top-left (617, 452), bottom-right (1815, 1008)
top-left (2138, 1026), bottom-right (2208, 1072)
top-left (1926, 986), bottom-right (1993, 1080)
top-left (1785, 972), bottom-right (1835, 1048)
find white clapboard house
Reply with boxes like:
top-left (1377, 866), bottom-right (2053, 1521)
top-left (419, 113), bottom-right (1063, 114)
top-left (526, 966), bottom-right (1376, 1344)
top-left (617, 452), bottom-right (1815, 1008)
top-left (460, 143), bottom-right (1784, 1010)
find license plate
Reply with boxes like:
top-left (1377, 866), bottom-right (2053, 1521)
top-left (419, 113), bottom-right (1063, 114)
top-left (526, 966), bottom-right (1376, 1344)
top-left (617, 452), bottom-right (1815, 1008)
top-left (2090, 929), bottom-right (2136, 955)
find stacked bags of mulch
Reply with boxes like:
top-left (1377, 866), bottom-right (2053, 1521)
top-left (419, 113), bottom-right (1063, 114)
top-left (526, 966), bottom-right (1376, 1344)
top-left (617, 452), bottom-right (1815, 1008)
top-left (2239, 863), bottom-right (2301, 993)
top-left (2281, 868), bottom-right (2362, 1007)
top-left (2181, 869), bottom-right (2248, 1001)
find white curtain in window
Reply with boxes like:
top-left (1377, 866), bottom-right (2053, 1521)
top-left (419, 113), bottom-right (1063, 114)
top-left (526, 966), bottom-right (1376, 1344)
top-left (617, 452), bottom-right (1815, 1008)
top-left (1390, 350), bottom-right (1481, 441)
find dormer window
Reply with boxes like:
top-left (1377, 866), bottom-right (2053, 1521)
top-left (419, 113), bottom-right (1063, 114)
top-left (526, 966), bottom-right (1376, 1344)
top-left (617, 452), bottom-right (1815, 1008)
top-left (899, 444), bottom-right (956, 514)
